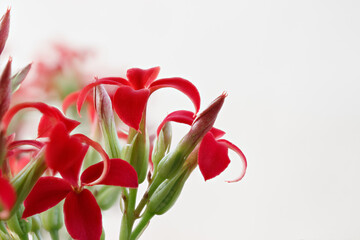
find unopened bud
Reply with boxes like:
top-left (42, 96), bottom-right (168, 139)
top-left (96, 185), bottom-right (121, 210)
top-left (152, 122), bottom-right (172, 173)
top-left (95, 85), bottom-right (121, 158)
top-left (0, 58), bottom-right (12, 121)
top-left (0, 8), bottom-right (10, 55)
top-left (157, 93), bottom-right (226, 179)
top-left (128, 131), bottom-right (149, 184)
top-left (147, 164), bottom-right (193, 215)
top-left (30, 214), bottom-right (42, 239)
top-left (40, 202), bottom-right (63, 235)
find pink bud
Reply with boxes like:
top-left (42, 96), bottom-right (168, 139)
top-left (0, 8), bottom-right (10, 55)
top-left (0, 58), bottom-right (12, 121)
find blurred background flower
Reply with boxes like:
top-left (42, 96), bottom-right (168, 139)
top-left (1, 0), bottom-right (360, 239)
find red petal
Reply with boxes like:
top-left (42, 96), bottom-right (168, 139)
top-left (22, 177), bottom-right (71, 218)
top-left (0, 8), bottom-right (10, 55)
top-left (156, 110), bottom-right (194, 137)
top-left (0, 58), bottom-right (11, 121)
top-left (76, 78), bottom-right (129, 116)
top-left (46, 123), bottom-right (88, 184)
top-left (81, 159), bottom-right (138, 188)
top-left (126, 67), bottom-right (160, 90)
top-left (198, 132), bottom-right (231, 181)
top-left (209, 128), bottom-right (226, 139)
top-left (2, 102), bottom-right (80, 137)
top-left (64, 189), bottom-right (102, 240)
top-left (0, 176), bottom-right (15, 212)
top-left (218, 139), bottom-right (247, 183)
top-left (72, 134), bottom-right (110, 185)
top-left (149, 77), bottom-right (201, 113)
top-left (113, 86), bottom-right (150, 130)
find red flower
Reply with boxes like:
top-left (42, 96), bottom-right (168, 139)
top-left (157, 109), bottom-right (247, 182)
top-left (22, 123), bottom-right (138, 240)
top-left (77, 67), bottom-right (201, 130)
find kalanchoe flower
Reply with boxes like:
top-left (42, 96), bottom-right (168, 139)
top-left (156, 97), bottom-right (247, 182)
top-left (157, 93), bottom-right (226, 180)
top-left (77, 67), bottom-right (201, 130)
top-left (22, 123), bottom-right (138, 240)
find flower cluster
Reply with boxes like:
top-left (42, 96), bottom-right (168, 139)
top-left (0, 8), bottom-right (247, 240)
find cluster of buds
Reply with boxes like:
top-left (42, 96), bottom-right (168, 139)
top-left (0, 7), bottom-right (247, 240)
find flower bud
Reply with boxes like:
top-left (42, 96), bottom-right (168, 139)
top-left (0, 130), bottom-right (6, 168)
top-left (152, 122), bottom-right (172, 173)
top-left (7, 205), bottom-right (32, 240)
top-left (147, 155), bottom-right (196, 215)
top-left (30, 214), bottom-right (42, 239)
top-left (157, 93), bottom-right (226, 179)
top-left (95, 85), bottom-right (121, 158)
top-left (96, 185), bottom-right (121, 210)
top-left (0, 8), bottom-right (10, 55)
top-left (40, 202), bottom-right (63, 239)
top-left (128, 131), bottom-right (149, 184)
top-left (0, 58), bottom-right (12, 122)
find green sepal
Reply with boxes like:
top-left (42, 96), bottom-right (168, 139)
top-left (10, 63), bottom-right (31, 93)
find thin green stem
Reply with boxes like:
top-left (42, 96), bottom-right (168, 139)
top-left (119, 188), bottom-right (137, 240)
top-left (134, 174), bottom-right (164, 217)
top-left (49, 230), bottom-right (59, 240)
top-left (130, 210), bottom-right (154, 240)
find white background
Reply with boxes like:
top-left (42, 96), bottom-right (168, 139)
top-left (1, 0), bottom-right (360, 239)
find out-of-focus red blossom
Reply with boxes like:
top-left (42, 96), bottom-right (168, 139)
top-left (157, 109), bottom-right (247, 182)
top-left (77, 67), bottom-right (201, 131)
top-left (22, 123), bottom-right (138, 240)
top-left (11, 44), bottom-right (92, 102)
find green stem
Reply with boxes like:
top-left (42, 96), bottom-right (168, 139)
top-left (130, 211), bottom-right (154, 240)
top-left (119, 188), bottom-right (137, 240)
top-left (33, 231), bottom-right (43, 240)
top-left (49, 229), bottom-right (59, 240)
